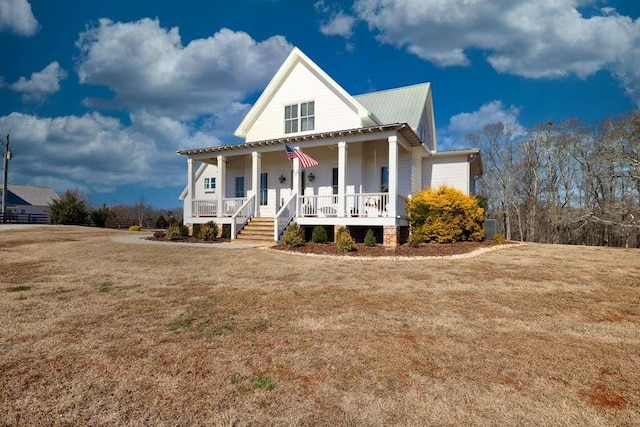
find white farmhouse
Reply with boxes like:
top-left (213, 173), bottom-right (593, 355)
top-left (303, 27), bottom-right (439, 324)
top-left (178, 48), bottom-right (482, 245)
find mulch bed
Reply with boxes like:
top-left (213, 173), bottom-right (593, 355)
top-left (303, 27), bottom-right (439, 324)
top-left (145, 236), bottom-right (230, 244)
top-left (271, 240), bottom-right (498, 257)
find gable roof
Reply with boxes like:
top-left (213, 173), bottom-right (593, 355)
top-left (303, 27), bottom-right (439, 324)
top-left (4, 184), bottom-right (59, 206)
top-left (234, 47), bottom-right (378, 138)
top-left (354, 83), bottom-right (430, 132)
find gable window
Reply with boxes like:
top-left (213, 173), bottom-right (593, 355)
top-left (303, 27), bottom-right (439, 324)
top-left (284, 101), bottom-right (314, 134)
top-left (204, 177), bottom-right (216, 191)
top-left (300, 101), bottom-right (315, 131)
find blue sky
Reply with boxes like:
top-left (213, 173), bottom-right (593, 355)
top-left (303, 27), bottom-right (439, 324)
top-left (0, 0), bottom-right (638, 208)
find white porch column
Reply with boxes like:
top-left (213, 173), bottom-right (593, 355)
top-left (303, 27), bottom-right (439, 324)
top-left (338, 141), bottom-right (347, 217)
top-left (216, 155), bottom-right (226, 217)
top-left (388, 136), bottom-right (398, 216)
top-left (251, 151), bottom-right (261, 215)
top-left (292, 153), bottom-right (300, 215)
top-left (411, 146), bottom-right (423, 195)
top-left (187, 158), bottom-right (195, 218)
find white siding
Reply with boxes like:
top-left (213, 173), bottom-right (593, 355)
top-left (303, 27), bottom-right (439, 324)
top-left (193, 163), bottom-right (218, 201)
top-left (422, 156), bottom-right (470, 194)
top-left (246, 61), bottom-right (363, 142)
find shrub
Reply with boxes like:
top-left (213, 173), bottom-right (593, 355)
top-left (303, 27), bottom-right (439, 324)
top-left (180, 224), bottom-right (189, 237)
top-left (206, 221), bottom-right (219, 239)
top-left (407, 185), bottom-right (485, 244)
top-left (49, 190), bottom-right (88, 225)
top-left (311, 225), bottom-right (328, 243)
top-left (221, 224), bottom-right (231, 239)
top-left (364, 229), bottom-right (377, 247)
top-left (493, 233), bottom-right (506, 244)
top-left (199, 224), bottom-right (218, 241)
top-left (283, 222), bottom-right (305, 248)
top-left (336, 227), bottom-right (356, 252)
top-left (166, 224), bottom-right (183, 241)
top-left (155, 214), bottom-right (168, 229)
top-left (129, 225), bottom-right (141, 232)
top-left (90, 205), bottom-right (110, 228)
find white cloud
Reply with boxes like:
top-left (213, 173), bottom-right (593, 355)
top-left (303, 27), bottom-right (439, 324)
top-left (75, 18), bottom-right (293, 120)
top-left (0, 112), bottom-right (221, 195)
top-left (439, 101), bottom-right (523, 150)
top-left (0, 0), bottom-right (38, 36)
top-left (9, 62), bottom-right (67, 102)
top-left (320, 11), bottom-right (356, 38)
top-left (351, 0), bottom-right (640, 105)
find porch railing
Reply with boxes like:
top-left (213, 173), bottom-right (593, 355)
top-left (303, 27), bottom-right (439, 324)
top-left (192, 200), bottom-right (218, 217)
top-left (346, 193), bottom-right (390, 217)
top-left (274, 192), bottom-right (297, 241)
top-left (223, 198), bottom-right (246, 216)
top-left (299, 194), bottom-right (338, 217)
top-left (230, 194), bottom-right (255, 239)
top-left (299, 193), bottom-right (391, 217)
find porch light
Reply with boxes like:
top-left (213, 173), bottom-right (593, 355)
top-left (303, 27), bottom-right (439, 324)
top-left (279, 174), bottom-right (286, 183)
top-left (308, 172), bottom-right (315, 182)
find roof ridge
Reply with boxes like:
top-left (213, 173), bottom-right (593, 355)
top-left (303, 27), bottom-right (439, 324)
top-left (354, 82), bottom-right (430, 97)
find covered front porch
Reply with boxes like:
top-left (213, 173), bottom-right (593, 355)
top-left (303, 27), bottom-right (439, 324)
top-left (180, 124), bottom-right (425, 242)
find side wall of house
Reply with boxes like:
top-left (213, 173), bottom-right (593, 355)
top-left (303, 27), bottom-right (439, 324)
top-left (422, 156), bottom-right (470, 194)
top-left (245, 61), bottom-right (363, 142)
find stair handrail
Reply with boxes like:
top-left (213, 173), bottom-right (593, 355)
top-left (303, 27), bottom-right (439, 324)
top-left (274, 192), bottom-right (297, 242)
top-left (230, 194), bottom-right (255, 239)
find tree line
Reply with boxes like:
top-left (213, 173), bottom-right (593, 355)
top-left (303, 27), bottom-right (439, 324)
top-left (49, 192), bottom-right (183, 229)
top-left (473, 110), bottom-right (640, 247)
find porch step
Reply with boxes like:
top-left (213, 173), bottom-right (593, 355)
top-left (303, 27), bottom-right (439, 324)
top-left (236, 217), bottom-right (274, 242)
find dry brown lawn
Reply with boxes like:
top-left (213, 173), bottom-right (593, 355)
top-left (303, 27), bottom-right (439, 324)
top-left (1, 226), bottom-right (639, 426)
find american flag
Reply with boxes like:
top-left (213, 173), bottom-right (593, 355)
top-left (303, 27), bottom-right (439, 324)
top-left (285, 144), bottom-right (319, 169)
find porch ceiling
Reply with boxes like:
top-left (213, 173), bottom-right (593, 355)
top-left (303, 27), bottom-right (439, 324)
top-left (176, 123), bottom-right (422, 157)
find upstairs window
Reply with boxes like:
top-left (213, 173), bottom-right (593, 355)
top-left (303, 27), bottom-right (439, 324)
top-left (204, 177), bottom-right (216, 191)
top-left (284, 101), bottom-right (314, 134)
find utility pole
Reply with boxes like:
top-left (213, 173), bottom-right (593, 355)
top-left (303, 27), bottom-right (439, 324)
top-left (1, 134), bottom-right (9, 223)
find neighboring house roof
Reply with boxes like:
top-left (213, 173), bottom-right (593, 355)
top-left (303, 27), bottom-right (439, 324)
top-left (234, 47), bottom-right (378, 138)
top-left (4, 184), bottom-right (59, 207)
top-left (354, 83), bottom-right (430, 133)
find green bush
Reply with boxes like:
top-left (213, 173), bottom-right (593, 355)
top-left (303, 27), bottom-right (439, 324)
top-left (407, 185), bottom-right (485, 244)
top-left (49, 190), bottom-right (88, 225)
top-left (364, 229), bottom-right (377, 247)
top-left (180, 224), bottom-right (189, 237)
top-left (166, 224), bottom-right (183, 241)
top-left (311, 225), bottom-right (328, 243)
top-left (155, 214), bottom-right (168, 229)
top-left (206, 221), bottom-right (219, 239)
top-left (221, 224), bottom-right (231, 239)
top-left (198, 223), bottom-right (218, 241)
top-left (336, 227), bottom-right (356, 252)
top-left (90, 205), bottom-right (110, 228)
top-left (129, 225), bottom-right (141, 232)
top-left (283, 222), bottom-right (305, 248)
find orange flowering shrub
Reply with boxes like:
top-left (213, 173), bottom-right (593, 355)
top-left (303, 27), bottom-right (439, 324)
top-left (407, 185), bottom-right (485, 244)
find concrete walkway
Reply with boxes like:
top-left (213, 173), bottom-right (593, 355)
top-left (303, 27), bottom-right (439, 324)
top-left (113, 233), bottom-right (274, 249)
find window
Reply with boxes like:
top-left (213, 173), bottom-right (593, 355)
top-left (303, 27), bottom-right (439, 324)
top-left (260, 173), bottom-right (268, 206)
top-left (285, 104), bottom-right (298, 134)
top-left (380, 166), bottom-right (389, 193)
top-left (235, 176), bottom-right (245, 198)
top-left (300, 101), bottom-right (315, 131)
top-left (204, 177), bottom-right (216, 191)
top-left (284, 101), bottom-right (314, 134)
top-left (332, 167), bottom-right (338, 195)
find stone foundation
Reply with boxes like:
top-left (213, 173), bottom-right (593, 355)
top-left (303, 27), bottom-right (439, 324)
top-left (383, 225), bottom-right (399, 247)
